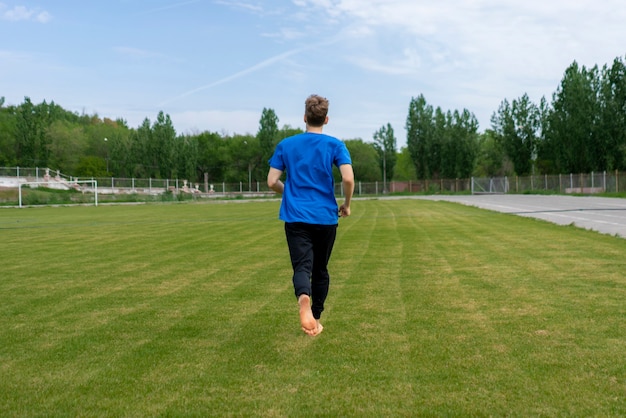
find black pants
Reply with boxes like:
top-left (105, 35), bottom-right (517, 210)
top-left (285, 222), bottom-right (337, 320)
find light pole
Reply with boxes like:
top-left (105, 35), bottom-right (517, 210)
top-left (104, 137), bottom-right (109, 172)
top-left (383, 148), bottom-right (387, 194)
top-left (244, 140), bottom-right (252, 192)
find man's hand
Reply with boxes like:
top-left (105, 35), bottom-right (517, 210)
top-left (338, 203), bottom-right (351, 217)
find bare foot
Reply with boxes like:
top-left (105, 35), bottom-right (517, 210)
top-left (298, 295), bottom-right (317, 335)
top-left (313, 321), bottom-right (324, 336)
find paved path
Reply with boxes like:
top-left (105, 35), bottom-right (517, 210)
top-left (414, 194), bottom-right (626, 238)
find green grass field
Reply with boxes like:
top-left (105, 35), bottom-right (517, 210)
top-left (1, 199), bottom-right (625, 416)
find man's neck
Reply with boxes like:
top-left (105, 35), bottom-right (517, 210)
top-left (306, 125), bottom-right (324, 134)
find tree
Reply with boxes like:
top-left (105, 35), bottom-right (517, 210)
top-left (196, 131), bottom-right (228, 183)
top-left (372, 123), bottom-right (397, 191)
top-left (278, 124), bottom-right (304, 141)
top-left (223, 134), bottom-right (257, 184)
top-left (0, 97), bottom-right (17, 165)
top-left (597, 57), bottom-right (626, 170)
top-left (75, 156), bottom-right (107, 177)
top-left (474, 130), bottom-right (510, 177)
top-left (446, 109), bottom-right (479, 178)
top-left (152, 111), bottom-right (177, 178)
top-left (174, 134), bottom-right (198, 182)
top-left (129, 118), bottom-right (153, 178)
top-left (14, 97), bottom-right (46, 166)
top-left (343, 139), bottom-right (380, 182)
top-left (544, 62), bottom-right (601, 173)
top-left (491, 94), bottom-right (541, 175)
top-left (394, 147), bottom-right (417, 180)
top-left (257, 108), bottom-right (279, 172)
top-left (406, 95), bottom-right (434, 179)
top-left (46, 120), bottom-right (87, 174)
top-left (406, 95), bottom-right (478, 179)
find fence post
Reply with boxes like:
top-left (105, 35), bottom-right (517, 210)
top-left (579, 173), bottom-right (583, 193)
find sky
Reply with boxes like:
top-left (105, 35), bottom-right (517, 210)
top-left (1, 1), bottom-right (625, 147)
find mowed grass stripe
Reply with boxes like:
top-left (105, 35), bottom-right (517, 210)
top-left (1, 199), bottom-right (625, 416)
top-left (389, 200), bottom-right (626, 415)
top-left (312, 200), bottom-right (417, 415)
top-left (1, 202), bottom-right (292, 415)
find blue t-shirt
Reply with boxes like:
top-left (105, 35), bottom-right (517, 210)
top-left (269, 132), bottom-right (352, 225)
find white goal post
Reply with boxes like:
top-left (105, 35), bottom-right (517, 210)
top-left (471, 177), bottom-right (509, 195)
top-left (18, 180), bottom-right (98, 208)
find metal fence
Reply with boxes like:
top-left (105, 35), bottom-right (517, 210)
top-left (1, 167), bottom-right (624, 196)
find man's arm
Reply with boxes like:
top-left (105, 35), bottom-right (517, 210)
top-left (267, 167), bottom-right (284, 194)
top-left (338, 164), bottom-right (354, 217)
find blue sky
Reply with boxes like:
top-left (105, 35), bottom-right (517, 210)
top-left (1, 1), bottom-right (625, 147)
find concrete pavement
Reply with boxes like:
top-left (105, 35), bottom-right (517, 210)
top-left (414, 194), bottom-right (626, 239)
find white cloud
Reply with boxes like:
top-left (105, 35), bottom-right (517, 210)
top-left (214, 0), bottom-right (265, 14)
top-left (348, 47), bottom-right (423, 76)
top-left (0, 4), bottom-right (51, 22)
top-left (295, 0), bottom-right (626, 90)
top-left (169, 109), bottom-right (261, 136)
top-left (261, 27), bottom-right (305, 41)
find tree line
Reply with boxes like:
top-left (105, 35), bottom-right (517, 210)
top-left (1, 56), bottom-right (625, 186)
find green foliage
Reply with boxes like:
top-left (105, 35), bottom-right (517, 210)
top-left (278, 123), bottom-right (304, 140)
top-left (75, 156), bottom-right (108, 177)
top-left (343, 139), bottom-right (381, 182)
top-left (196, 131), bottom-right (228, 182)
top-left (152, 111), bottom-right (177, 178)
top-left (372, 123), bottom-right (397, 183)
top-left (539, 57), bottom-right (626, 173)
top-left (222, 134), bottom-right (258, 184)
top-left (0, 98), bottom-right (17, 165)
top-left (406, 94), bottom-right (434, 179)
top-left (598, 57), bottom-right (626, 170)
top-left (473, 130), bottom-right (511, 177)
top-left (491, 94), bottom-right (543, 175)
top-left (545, 62), bottom-right (602, 173)
top-left (393, 147), bottom-right (417, 180)
top-left (46, 120), bottom-right (88, 174)
top-left (257, 108), bottom-right (279, 173)
top-left (406, 95), bottom-right (479, 179)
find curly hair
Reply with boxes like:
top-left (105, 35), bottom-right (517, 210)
top-left (305, 94), bottom-right (329, 127)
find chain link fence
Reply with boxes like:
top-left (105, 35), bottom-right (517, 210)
top-left (1, 167), bottom-right (625, 197)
